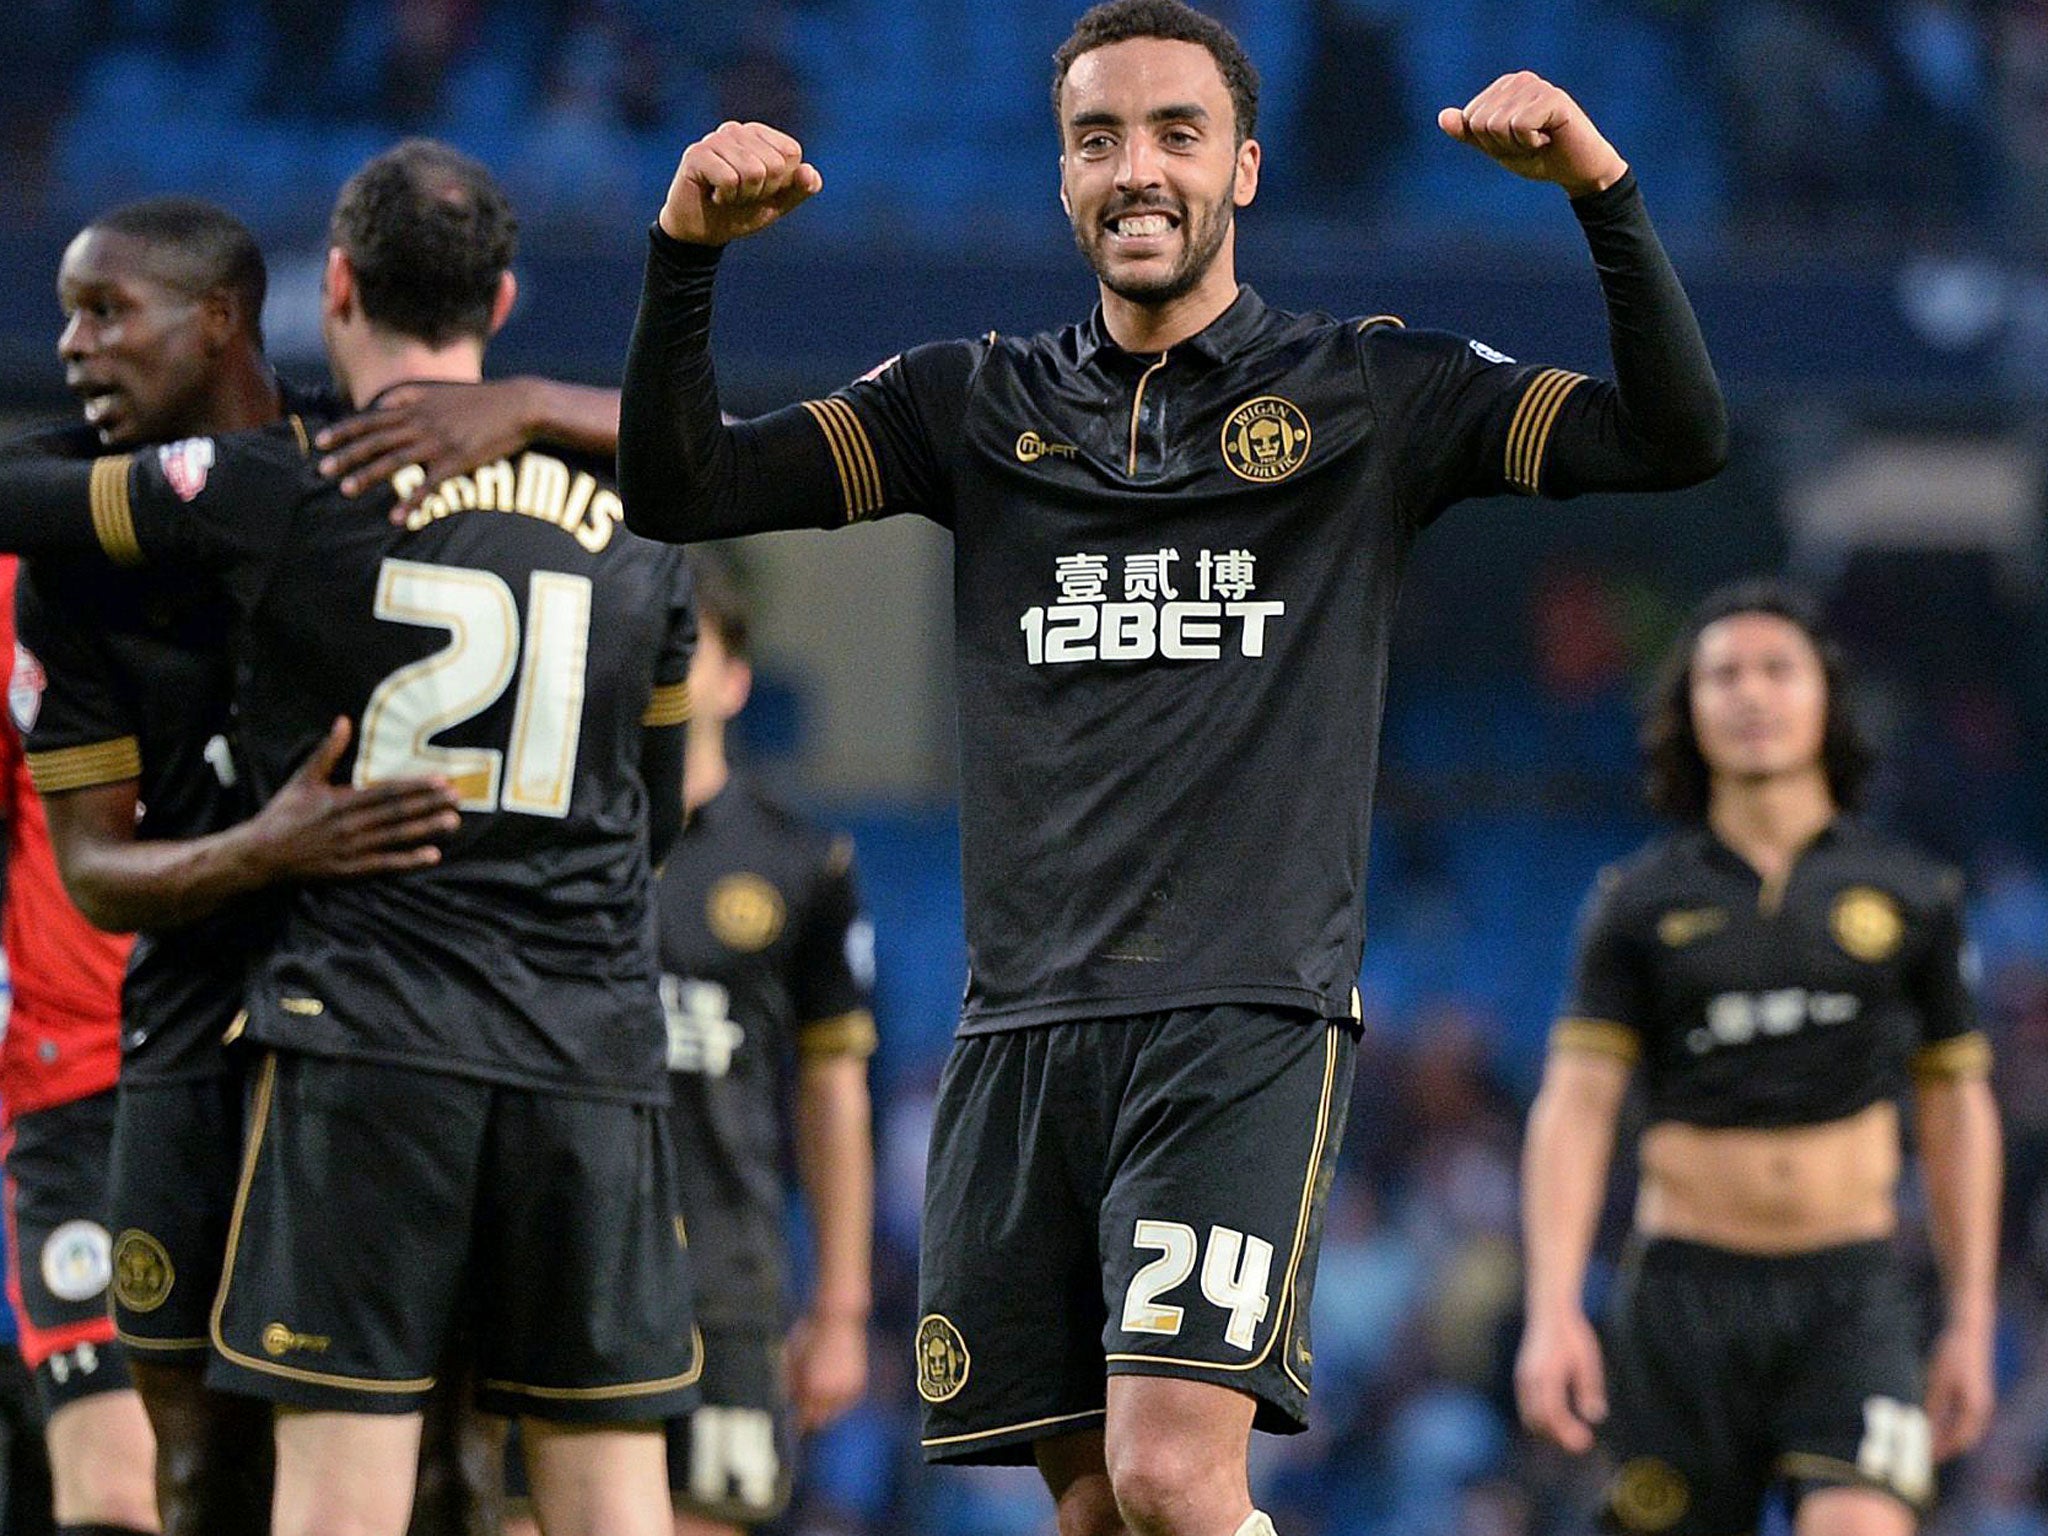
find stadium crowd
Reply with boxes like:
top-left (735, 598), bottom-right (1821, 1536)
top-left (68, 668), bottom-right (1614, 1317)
top-left (0, 0), bottom-right (2035, 241)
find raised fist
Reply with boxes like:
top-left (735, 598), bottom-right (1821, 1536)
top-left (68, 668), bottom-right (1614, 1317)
top-left (1438, 73), bottom-right (1627, 198)
top-left (659, 121), bottom-right (824, 246)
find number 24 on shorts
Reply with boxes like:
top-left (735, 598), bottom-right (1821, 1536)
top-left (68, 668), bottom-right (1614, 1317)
top-left (1120, 1220), bottom-right (1274, 1351)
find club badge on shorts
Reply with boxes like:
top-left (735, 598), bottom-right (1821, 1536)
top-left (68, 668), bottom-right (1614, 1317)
top-left (112, 1228), bottom-right (175, 1313)
top-left (41, 1220), bottom-right (112, 1303)
top-left (915, 1314), bottom-right (970, 1403)
top-left (1609, 1457), bottom-right (1689, 1533)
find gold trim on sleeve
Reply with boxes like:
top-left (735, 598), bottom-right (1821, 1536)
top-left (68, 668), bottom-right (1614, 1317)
top-left (797, 1009), bottom-right (879, 1060)
top-left (1504, 369), bottom-right (1589, 494)
top-left (26, 737), bottom-right (142, 793)
top-left (1549, 1017), bottom-right (1642, 1065)
top-left (1354, 314), bottom-right (1406, 332)
top-left (800, 399), bottom-right (882, 522)
top-left (1911, 1032), bottom-right (1993, 1084)
top-left (89, 454), bottom-right (143, 566)
top-left (640, 680), bottom-right (692, 728)
top-left (829, 398), bottom-right (882, 509)
top-left (799, 400), bottom-right (856, 518)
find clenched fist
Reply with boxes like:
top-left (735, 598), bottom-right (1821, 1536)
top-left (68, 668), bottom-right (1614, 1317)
top-left (659, 120), bottom-right (823, 246)
top-left (1438, 72), bottom-right (1627, 198)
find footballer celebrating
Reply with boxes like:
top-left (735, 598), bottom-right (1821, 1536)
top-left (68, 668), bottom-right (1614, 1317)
top-left (619, 3), bottom-right (1727, 1532)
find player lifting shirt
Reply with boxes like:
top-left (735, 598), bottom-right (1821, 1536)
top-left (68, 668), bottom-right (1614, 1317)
top-left (617, 3), bottom-right (1727, 1534)
top-left (0, 142), bottom-right (698, 1536)
top-left (1519, 580), bottom-right (2000, 1536)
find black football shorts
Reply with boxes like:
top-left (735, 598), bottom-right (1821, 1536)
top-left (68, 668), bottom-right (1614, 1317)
top-left (2, 1089), bottom-right (131, 1412)
top-left (107, 1070), bottom-right (247, 1363)
top-left (1601, 1237), bottom-right (1932, 1536)
top-left (207, 1050), bottom-right (699, 1421)
top-left (916, 1006), bottom-right (1356, 1465)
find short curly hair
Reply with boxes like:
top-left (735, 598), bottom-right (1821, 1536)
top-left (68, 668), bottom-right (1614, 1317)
top-left (1640, 577), bottom-right (1875, 822)
top-left (1052, 0), bottom-right (1259, 144)
top-left (328, 139), bottom-right (517, 348)
top-left (89, 197), bottom-right (267, 343)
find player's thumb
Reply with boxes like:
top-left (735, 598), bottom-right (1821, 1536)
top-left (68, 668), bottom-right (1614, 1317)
top-left (300, 716), bottom-right (353, 783)
top-left (769, 164), bottom-right (824, 214)
top-left (1574, 1354), bottom-right (1608, 1423)
top-left (1437, 107), bottom-right (1471, 142)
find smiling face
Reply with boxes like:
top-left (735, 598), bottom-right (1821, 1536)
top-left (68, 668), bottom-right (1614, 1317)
top-left (1689, 611), bottom-right (1831, 789)
top-left (1058, 36), bottom-right (1258, 311)
top-left (56, 227), bottom-right (222, 447)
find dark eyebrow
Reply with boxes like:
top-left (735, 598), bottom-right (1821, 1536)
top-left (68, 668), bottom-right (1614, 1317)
top-left (1068, 103), bottom-right (1212, 131)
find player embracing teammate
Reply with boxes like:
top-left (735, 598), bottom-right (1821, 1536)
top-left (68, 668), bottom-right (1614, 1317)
top-left (0, 145), bottom-right (699, 1536)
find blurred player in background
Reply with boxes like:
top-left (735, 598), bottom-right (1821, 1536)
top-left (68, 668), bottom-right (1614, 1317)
top-left (619, 0), bottom-right (1726, 1530)
top-left (14, 193), bottom-right (630, 1536)
top-left (0, 551), bottom-right (151, 1535)
top-left (658, 554), bottom-right (874, 1533)
top-left (1519, 579), bottom-right (2001, 1536)
top-left (504, 554), bottom-right (877, 1536)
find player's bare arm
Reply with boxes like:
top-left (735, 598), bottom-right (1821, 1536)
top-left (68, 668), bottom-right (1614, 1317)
top-left (45, 716), bottom-right (460, 932)
top-left (314, 377), bottom-right (625, 517)
top-left (1914, 1070), bottom-right (2002, 1460)
top-left (1517, 1045), bottom-right (1629, 1453)
top-left (659, 121), bottom-right (822, 246)
top-left (1437, 71), bottom-right (1627, 197)
top-left (789, 1050), bottom-right (874, 1432)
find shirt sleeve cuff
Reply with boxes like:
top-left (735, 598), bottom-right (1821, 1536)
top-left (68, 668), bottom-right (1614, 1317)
top-left (648, 223), bottom-right (728, 269)
top-left (1569, 168), bottom-right (1641, 224)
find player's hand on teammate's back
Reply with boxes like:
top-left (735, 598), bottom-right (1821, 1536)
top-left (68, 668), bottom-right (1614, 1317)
top-left (786, 1310), bottom-right (867, 1434)
top-left (244, 717), bottom-right (462, 881)
top-left (316, 380), bottom-right (546, 520)
top-left (660, 121), bottom-right (822, 247)
top-left (1925, 1320), bottom-right (1996, 1461)
top-left (1438, 72), bottom-right (1628, 198)
top-left (1514, 1307), bottom-right (1608, 1454)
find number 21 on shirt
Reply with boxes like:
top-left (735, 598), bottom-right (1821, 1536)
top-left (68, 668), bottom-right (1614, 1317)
top-left (355, 557), bottom-right (590, 817)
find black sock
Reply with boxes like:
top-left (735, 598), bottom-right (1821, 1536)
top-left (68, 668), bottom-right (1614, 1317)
top-left (58, 1525), bottom-right (159, 1535)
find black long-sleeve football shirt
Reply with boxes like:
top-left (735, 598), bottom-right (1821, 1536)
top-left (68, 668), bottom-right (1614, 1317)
top-left (620, 173), bottom-right (1727, 1033)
